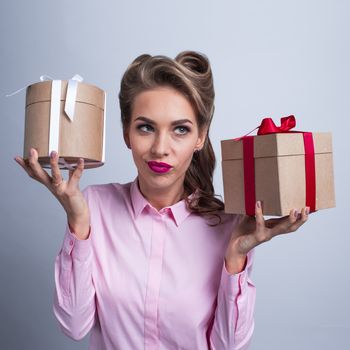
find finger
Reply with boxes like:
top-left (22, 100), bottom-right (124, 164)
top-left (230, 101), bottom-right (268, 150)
top-left (255, 201), bottom-right (265, 229)
top-left (254, 201), bottom-right (276, 243)
top-left (67, 158), bottom-right (85, 188)
top-left (25, 148), bottom-right (52, 185)
top-left (50, 151), bottom-right (64, 186)
top-left (289, 206), bottom-right (309, 232)
top-left (302, 206), bottom-right (310, 220)
top-left (68, 169), bottom-right (75, 181)
top-left (289, 208), bottom-right (299, 225)
top-left (268, 208), bottom-right (298, 236)
top-left (14, 155), bottom-right (35, 177)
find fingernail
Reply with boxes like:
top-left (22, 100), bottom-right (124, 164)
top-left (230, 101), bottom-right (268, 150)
top-left (305, 207), bottom-right (310, 215)
top-left (256, 201), bottom-right (261, 208)
top-left (294, 209), bottom-right (298, 218)
top-left (50, 151), bottom-right (56, 158)
top-left (30, 148), bottom-right (34, 156)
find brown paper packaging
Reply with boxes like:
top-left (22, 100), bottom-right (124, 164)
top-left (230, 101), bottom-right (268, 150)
top-left (221, 132), bottom-right (336, 216)
top-left (23, 80), bottom-right (106, 170)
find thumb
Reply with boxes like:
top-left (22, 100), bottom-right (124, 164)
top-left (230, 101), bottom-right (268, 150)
top-left (255, 200), bottom-right (265, 229)
top-left (68, 158), bottom-right (85, 188)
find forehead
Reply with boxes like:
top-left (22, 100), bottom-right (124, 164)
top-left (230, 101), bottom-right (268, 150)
top-left (131, 87), bottom-right (197, 123)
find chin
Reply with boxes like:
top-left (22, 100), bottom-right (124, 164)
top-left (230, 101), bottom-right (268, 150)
top-left (139, 167), bottom-right (178, 186)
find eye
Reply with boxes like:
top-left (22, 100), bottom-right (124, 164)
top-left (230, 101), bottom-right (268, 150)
top-left (136, 124), bottom-right (190, 136)
top-left (137, 124), bottom-right (154, 133)
top-left (174, 126), bottom-right (190, 135)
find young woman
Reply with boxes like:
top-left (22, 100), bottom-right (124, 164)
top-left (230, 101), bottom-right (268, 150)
top-left (14, 51), bottom-right (309, 350)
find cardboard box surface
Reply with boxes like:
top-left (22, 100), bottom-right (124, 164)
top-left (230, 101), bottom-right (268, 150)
top-left (23, 80), bottom-right (106, 170)
top-left (221, 132), bottom-right (336, 216)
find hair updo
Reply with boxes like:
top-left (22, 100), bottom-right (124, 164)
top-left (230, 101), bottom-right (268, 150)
top-left (118, 50), bottom-right (225, 226)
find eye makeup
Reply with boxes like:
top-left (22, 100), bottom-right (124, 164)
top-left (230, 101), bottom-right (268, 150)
top-left (136, 123), bottom-right (191, 135)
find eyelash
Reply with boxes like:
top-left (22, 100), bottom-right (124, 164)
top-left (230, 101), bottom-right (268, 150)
top-left (136, 124), bottom-right (190, 135)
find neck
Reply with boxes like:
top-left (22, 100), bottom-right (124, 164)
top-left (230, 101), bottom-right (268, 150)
top-left (137, 175), bottom-right (185, 211)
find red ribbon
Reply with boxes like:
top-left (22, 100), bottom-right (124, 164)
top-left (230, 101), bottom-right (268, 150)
top-left (234, 115), bottom-right (316, 216)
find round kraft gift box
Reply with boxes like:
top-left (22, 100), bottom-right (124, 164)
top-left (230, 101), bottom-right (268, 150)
top-left (23, 80), bottom-right (106, 170)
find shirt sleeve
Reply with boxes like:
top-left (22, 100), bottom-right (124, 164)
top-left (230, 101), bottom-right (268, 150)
top-left (209, 247), bottom-right (256, 350)
top-left (52, 186), bottom-right (96, 341)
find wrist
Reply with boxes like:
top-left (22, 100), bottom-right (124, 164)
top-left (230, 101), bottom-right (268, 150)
top-left (67, 214), bottom-right (91, 240)
top-left (225, 254), bottom-right (248, 274)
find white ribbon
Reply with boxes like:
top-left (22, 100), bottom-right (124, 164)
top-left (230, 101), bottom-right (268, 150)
top-left (7, 74), bottom-right (105, 170)
top-left (39, 74), bottom-right (84, 170)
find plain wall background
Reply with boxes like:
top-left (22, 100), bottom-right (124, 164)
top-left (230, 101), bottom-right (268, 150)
top-left (1, 0), bottom-right (349, 349)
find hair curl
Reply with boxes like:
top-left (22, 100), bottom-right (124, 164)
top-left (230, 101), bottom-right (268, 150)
top-left (118, 50), bottom-right (225, 226)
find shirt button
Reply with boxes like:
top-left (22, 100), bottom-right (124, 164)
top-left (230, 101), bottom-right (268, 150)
top-left (69, 240), bottom-right (73, 246)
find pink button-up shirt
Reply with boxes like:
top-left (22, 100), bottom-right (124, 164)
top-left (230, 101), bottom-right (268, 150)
top-left (53, 176), bottom-right (256, 349)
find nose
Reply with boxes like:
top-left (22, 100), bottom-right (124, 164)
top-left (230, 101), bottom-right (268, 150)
top-left (151, 131), bottom-right (170, 157)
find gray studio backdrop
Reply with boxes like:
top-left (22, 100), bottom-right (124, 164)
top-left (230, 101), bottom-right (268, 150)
top-left (1, 0), bottom-right (349, 349)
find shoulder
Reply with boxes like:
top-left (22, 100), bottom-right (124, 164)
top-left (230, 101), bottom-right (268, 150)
top-left (195, 211), bottom-right (241, 238)
top-left (81, 180), bottom-right (134, 205)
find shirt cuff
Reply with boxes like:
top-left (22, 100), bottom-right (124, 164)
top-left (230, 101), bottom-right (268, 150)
top-left (62, 223), bottom-right (92, 262)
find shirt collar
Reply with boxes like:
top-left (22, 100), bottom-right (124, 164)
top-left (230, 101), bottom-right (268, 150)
top-left (130, 176), bottom-right (196, 227)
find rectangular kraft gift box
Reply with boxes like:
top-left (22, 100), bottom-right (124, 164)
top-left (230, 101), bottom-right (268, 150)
top-left (221, 132), bottom-right (336, 216)
top-left (23, 80), bottom-right (106, 170)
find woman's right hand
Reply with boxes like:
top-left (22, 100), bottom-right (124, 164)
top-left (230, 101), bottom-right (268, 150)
top-left (14, 148), bottom-right (90, 222)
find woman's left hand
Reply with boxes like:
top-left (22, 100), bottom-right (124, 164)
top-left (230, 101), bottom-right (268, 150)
top-left (224, 201), bottom-right (311, 273)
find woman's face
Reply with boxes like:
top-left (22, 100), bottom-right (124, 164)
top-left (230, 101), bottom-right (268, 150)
top-left (124, 86), bottom-right (206, 193)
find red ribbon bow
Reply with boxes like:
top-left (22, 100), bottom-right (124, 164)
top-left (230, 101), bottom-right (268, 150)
top-left (257, 115), bottom-right (296, 135)
top-left (235, 115), bottom-right (316, 216)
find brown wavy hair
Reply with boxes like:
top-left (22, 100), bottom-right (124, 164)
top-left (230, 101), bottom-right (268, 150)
top-left (118, 50), bottom-right (225, 226)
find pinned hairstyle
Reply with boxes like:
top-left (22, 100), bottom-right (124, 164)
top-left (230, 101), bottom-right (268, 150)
top-left (118, 50), bottom-right (225, 226)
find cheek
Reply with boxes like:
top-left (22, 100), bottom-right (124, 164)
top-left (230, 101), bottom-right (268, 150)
top-left (131, 145), bottom-right (145, 160)
top-left (129, 132), bottom-right (148, 151)
top-left (178, 145), bottom-right (196, 165)
top-left (129, 138), bottom-right (144, 158)
top-left (182, 137), bottom-right (198, 154)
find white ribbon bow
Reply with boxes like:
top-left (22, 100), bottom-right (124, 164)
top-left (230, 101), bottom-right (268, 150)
top-left (39, 74), bottom-right (83, 122)
top-left (6, 74), bottom-right (83, 122)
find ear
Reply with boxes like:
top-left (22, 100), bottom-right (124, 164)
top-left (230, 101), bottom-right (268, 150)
top-left (123, 129), bottom-right (131, 149)
top-left (195, 127), bottom-right (208, 151)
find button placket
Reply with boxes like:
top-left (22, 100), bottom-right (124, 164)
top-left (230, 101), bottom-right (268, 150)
top-left (144, 214), bottom-right (166, 350)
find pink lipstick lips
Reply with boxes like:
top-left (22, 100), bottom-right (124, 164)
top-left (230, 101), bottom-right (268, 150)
top-left (147, 161), bottom-right (172, 174)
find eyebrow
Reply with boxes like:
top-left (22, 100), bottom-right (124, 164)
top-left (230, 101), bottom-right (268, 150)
top-left (134, 116), bottom-right (193, 126)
